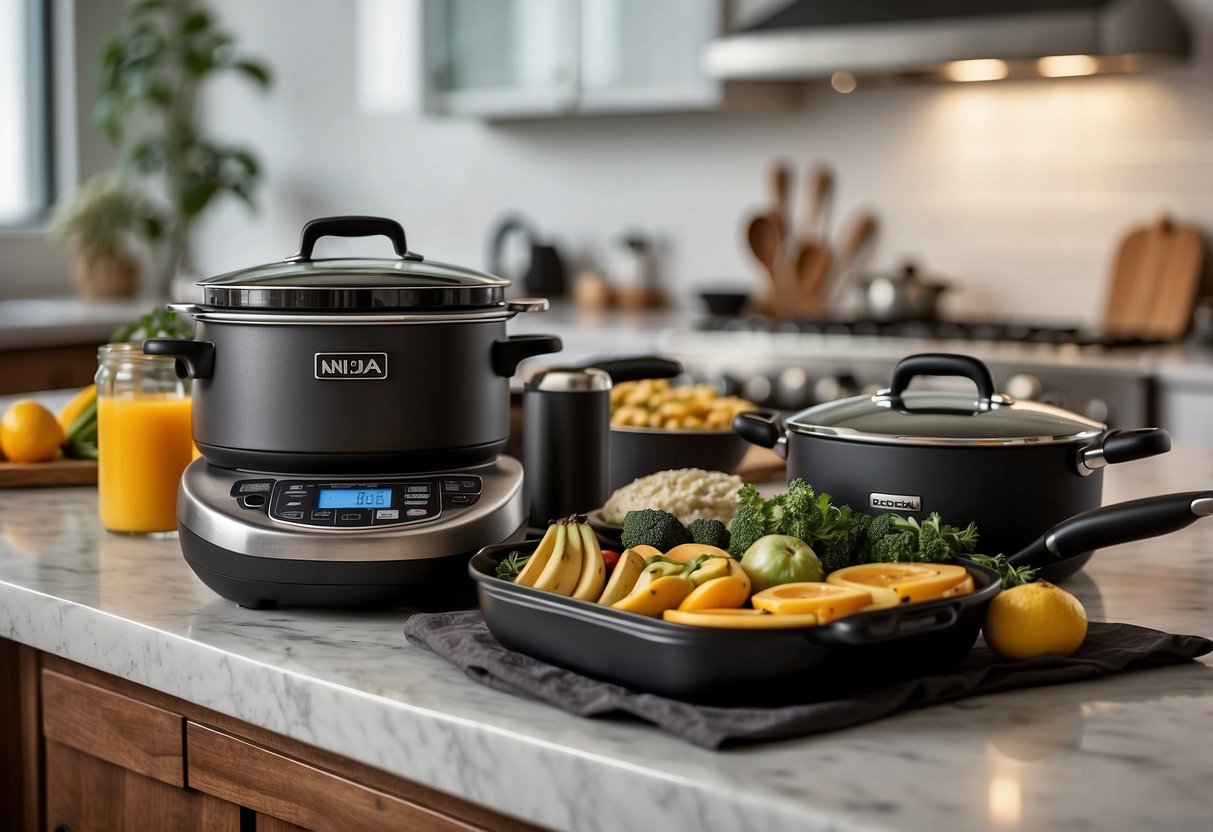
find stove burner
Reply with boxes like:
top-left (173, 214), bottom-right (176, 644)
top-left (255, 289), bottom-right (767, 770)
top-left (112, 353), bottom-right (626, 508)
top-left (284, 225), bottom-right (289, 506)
top-left (696, 315), bottom-right (1166, 350)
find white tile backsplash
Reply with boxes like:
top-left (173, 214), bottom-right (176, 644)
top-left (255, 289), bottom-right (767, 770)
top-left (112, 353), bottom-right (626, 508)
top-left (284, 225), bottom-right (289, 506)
top-left (189, 0), bottom-right (1213, 327)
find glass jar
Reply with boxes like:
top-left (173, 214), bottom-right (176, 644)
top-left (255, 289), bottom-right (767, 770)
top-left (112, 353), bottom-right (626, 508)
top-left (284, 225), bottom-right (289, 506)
top-left (96, 343), bottom-right (194, 535)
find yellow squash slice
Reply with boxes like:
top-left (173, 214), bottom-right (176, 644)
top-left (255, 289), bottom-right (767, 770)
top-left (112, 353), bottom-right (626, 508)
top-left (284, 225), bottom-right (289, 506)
top-left (662, 608), bottom-right (821, 629)
top-left (826, 562), bottom-right (969, 606)
top-left (662, 544), bottom-right (751, 592)
top-left (750, 582), bottom-right (873, 624)
top-left (940, 573), bottom-right (975, 598)
top-left (611, 575), bottom-right (694, 617)
top-left (676, 575), bottom-right (750, 612)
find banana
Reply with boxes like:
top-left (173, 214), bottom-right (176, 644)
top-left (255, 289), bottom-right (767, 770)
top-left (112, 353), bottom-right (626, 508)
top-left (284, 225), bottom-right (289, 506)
top-left (571, 523), bottom-right (606, 601)
top-left (596, 547), bottom-right (645, 606)
top-left (513, 522), bottom-right (564, 587)
top-left (533, 520), bottom-right (583, 595)
top-left (611, 575), bottom-right (694, 617)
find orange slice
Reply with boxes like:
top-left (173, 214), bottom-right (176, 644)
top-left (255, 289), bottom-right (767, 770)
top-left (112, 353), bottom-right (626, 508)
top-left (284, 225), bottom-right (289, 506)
top-left (751, 582), bottom-right (873, 623)
top-left (826, 563), bottom-right (969, 606)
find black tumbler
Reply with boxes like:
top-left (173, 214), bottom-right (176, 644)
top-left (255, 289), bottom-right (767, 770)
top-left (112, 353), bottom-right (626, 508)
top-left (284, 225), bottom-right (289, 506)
top-left (523, 368), bottom-right (611, 528)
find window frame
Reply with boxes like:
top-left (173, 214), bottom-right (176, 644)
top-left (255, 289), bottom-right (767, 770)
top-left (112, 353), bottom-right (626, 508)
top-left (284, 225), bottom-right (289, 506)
top-left (1, 0), bottom-right (54, 229)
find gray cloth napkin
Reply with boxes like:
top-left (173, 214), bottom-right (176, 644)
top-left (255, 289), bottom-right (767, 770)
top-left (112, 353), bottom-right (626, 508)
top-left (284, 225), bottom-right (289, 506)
top-left (404, 610), bottom-right (1211, 749)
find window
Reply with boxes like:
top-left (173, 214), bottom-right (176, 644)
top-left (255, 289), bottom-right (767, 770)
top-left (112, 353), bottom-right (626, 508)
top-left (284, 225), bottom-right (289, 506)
top-left (0, 0), bottom-right (49, 226)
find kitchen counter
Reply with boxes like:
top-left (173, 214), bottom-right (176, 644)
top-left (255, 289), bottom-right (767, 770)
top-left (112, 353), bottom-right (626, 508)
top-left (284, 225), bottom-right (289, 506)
top-left (1, 454), bottom-right (1212, 831)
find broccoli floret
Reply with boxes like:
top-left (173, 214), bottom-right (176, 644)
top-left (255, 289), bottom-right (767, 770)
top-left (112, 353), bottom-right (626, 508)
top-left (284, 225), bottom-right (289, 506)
top-left (814, 536), bottom-right (854, 573)
top-left (621, 509), bottom-right (692, 552)
top-left (688, 518), bottom-right (731, 550)
top-left (728, 484), bottom-right (770, 557)
top-left (863, 511), bottom-right (980, 563)
top-left (870, 530), bottom-right (919, 563)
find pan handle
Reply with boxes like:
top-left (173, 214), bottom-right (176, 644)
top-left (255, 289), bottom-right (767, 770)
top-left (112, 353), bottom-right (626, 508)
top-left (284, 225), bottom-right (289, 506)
top-left (1076, 427), bottom-right (1171, 475)
top-left (733, 410), bottom-right (788, 460)
top-left (580, 356), bottom-right (683, 383)
top-left (1008, 491), bottom-right (1213, 567)
top-left (814, 603), bottom-right (961, 646)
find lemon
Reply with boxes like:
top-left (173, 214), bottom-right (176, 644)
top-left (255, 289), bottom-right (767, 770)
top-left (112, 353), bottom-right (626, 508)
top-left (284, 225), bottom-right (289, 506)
top-left (984, 580), bottom-right (1088, 661)
top-left (1, 400), bottom-right (64, 463)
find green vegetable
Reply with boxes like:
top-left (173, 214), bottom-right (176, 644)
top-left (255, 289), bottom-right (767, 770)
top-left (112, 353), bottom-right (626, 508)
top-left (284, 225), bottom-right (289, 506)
top-left (620, 509), bottom-right (692, 552)
top-left (64, 399), bottom-right (99, 460)
top-left (495, 550), bottom-right (530, 582)
top-left (727, 479), bottom-right (868, 572)
top-left (863, 512), bottom-right (978, 564)
top-left (111, 305), bottom-right (195, 343)
top-left (688, 518), bottom-right (730, 550)
top-left (968, 554), bottom-right (1038, 589)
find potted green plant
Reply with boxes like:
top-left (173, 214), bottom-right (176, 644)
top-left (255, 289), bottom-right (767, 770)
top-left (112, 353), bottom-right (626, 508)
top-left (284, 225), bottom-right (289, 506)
top-left (49, 173), bottom-right (163, 297)
top-left (92, 0), bottom-right (271, 297)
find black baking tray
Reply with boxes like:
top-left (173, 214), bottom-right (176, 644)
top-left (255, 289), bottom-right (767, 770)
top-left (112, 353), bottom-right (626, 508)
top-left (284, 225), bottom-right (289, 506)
top-left (470, 539), bottom-right (1002, 704)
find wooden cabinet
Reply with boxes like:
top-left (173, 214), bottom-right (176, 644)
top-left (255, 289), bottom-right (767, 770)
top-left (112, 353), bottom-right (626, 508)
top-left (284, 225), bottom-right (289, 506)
top-left (45, 741), bottom-right (240, 832)
top-left (0, 642), bottom-right (543, 832)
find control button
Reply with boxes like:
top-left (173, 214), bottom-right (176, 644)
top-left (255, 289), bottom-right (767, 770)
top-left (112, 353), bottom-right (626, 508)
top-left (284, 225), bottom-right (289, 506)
top-left (286, 500), bottom-right (302, 507)
top-left (336, 510), bottom-right (373, 527)
top-left (403, 499), bottom-right (429, 506)
top-left (231, 479), bottom-right (274, 497)
top-left (445, 493), bottom-right (479, 507)
top-left (441, 478), bottom-right (481, 494)
top-left (309, 510), bottom-right (334, 524)
top-left (405, 485), bottom-right (430, 494)
top-left (239, 494), bottom-right (266, 509)
top-left (406, 508), bottom-right (428, 517)
top-left (279, 510), bottom-right (304, 520)
top-left (375, 509), bottom-right (400, 521)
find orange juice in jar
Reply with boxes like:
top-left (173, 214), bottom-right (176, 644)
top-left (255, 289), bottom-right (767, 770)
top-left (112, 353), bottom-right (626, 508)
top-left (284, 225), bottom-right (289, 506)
top-left (96, 343), bottom-right (195, 535)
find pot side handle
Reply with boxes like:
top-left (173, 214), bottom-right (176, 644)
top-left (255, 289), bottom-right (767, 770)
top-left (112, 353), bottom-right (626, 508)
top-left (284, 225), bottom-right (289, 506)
top-left (143, 339), bottom-right (215, 380)
top-left (1077, 427), bottom-right (1171, 475)
top-left (1007, 490), bottom-right (1213, 568)
top-left (491, 334), bottom-right (563, 377)
top-left (733, 410), bottom-right (788, 460)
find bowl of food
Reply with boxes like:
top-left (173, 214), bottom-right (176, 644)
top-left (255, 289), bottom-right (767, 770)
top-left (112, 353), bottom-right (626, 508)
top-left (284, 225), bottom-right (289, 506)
top-left (609, 380), bottom-right (755, 491)
top-left (592, 467), bottom-right (745, 551)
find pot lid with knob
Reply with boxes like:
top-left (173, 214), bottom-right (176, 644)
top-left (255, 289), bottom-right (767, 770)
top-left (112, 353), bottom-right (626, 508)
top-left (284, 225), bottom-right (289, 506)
top-left (785, 353), bottom-right (1108, 447)
top-left (196, 216), bottom-right (516, 312)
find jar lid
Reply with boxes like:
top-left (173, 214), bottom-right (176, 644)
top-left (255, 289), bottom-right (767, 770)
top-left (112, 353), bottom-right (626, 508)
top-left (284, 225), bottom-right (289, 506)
top-left (785, 353), bottom-right (1104, 446)
top-left (197, 216), bottom-right (509, 311)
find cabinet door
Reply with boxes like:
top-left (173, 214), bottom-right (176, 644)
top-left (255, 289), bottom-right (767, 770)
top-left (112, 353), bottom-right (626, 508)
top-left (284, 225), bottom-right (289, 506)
top-left (44, 741), bottom-right (240, 832)
top-left (578, 0), bottom-right (721, 111)
top-left (425, 0), bottom-right (579, 116)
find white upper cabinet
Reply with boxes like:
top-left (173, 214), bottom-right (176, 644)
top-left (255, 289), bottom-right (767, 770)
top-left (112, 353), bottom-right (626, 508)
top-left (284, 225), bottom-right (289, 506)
top-left (423, 0), bottom-right (730, 118)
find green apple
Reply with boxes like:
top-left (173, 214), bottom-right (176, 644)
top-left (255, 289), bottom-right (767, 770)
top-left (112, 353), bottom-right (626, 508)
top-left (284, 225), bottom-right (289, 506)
top-left (740, 535), bottom-right (823, 593)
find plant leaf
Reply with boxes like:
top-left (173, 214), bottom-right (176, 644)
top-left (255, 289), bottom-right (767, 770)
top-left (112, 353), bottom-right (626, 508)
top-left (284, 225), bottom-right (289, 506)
top-left (234, 60), bottom-right (271, 87)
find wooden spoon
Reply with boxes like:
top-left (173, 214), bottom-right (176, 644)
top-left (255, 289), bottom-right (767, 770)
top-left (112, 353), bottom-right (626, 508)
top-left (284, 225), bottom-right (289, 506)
top-left (825, 212), bottom-right (878, 308)
top-left (793, 167), bottom-right (833, 314)
top-left (769, 162), bottom-right (792, 245)
top-left (747, 213), bottom-right (787, 314)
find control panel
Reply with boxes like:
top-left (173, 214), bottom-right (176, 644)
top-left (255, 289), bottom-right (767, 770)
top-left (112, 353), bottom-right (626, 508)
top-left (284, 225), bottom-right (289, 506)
top-left (229, 475), bottom-right (482, 530)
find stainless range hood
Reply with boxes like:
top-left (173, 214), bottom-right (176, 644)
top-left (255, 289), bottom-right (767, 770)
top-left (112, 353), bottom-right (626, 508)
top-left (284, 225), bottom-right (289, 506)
top-left (706, 0), bottom-right (1191, 83)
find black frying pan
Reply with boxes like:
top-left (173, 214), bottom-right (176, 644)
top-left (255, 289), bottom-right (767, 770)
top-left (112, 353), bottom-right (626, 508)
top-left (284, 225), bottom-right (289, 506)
top-left (470, 491), bottom-right (1212, 703)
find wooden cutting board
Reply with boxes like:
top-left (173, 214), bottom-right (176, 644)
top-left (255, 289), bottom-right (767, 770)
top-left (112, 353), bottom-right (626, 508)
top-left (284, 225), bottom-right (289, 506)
top-left (0, 459), bottom-right (97, 488)
top-left (1102, 217), bottom-right (1206, 340)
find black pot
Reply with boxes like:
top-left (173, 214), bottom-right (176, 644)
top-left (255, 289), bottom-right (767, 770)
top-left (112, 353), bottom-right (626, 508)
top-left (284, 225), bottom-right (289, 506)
top-left (145, 216), bottom-right (562, 474)
top-left (735, 353), bottom-right (1172, 572)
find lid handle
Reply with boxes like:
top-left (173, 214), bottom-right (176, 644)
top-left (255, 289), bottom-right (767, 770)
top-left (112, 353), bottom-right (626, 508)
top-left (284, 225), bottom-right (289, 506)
top-left (884, 353), bottom-right (997, 404)
top-left (286, 216), bottom-right (422, 263)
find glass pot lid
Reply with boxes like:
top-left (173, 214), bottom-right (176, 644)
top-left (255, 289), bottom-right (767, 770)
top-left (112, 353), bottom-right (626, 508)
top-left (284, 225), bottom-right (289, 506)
top-left (198, 216), bottom-right (509, 311)
top-left (786, 353), bottom-right (1105, 446)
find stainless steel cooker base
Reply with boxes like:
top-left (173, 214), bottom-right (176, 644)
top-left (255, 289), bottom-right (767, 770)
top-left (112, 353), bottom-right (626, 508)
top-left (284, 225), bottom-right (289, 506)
top-left (178, 456), bottom-right (526, 608)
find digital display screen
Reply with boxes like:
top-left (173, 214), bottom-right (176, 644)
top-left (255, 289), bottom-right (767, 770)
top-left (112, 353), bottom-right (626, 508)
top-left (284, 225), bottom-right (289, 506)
top-left (317, 488), bottom-right (391, 509)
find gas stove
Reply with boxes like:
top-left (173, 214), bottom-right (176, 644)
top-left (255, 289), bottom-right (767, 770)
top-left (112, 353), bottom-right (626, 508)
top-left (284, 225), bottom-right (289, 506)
top-left (658, 315), bottom-right (1160, 428)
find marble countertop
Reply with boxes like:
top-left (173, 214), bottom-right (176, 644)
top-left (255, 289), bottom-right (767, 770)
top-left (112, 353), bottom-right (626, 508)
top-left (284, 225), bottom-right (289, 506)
top-left (2, 453), bottom-right (1212, 830)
